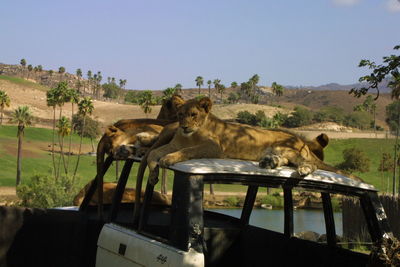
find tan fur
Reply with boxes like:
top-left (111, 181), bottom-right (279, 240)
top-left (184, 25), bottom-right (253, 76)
top-left (73, 181), bottom-right (170, 206)
top-left (95, 95), bottom-right (184, 217)
top-left (146, 97), bottom-right (362, 184)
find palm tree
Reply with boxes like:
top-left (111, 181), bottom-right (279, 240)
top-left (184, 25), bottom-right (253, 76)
top-left (174, 83), bottom-right (183, 94)
top-left (57, 116), bottom-right (71, 175)
top-left (59, 66), bottom-right (66, 81)
top-left (231, 81), bottom-right (238, 89)
top-left (271, 82), bottom-right (284, 104)
top-left (213, 79), bottom-right (221, 100)
top-left (66, 89), bottom-right (80, 172)
top-left (46, 88), bottom-right (58, 176)
top-left (37, 65), bottom-right (43, 72)
top-left (207, 80), bottom-right (212, 98)
top-left (10, 106), bottom-right (33, 186)
top-left (20, 59), bottom-right (26, 78)
top-left (73, 97), bottom-right (94, 180)
top-left (87, 70), bottom-right (93, 95)
top-left (76, 68), bottom-right (83, 93)
top-left (0, 90), bottom-right (11, 125)
top-left (218, 84), bottom-right (226, 103)
top-left (163, 87), bottom-right (177, 99)
top-left (27, 65), bottom-right (33, 79)
top-left (20, 59), bottom-right (26, 67)
top-left (195, 76), bottom-right (204, 95)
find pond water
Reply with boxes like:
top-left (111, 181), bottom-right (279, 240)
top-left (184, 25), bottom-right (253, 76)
top-left (208, 208), bottom-right (343, 235)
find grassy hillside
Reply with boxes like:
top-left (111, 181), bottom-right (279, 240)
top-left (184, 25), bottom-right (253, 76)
top-left (0, 75), bottom-right (49, 91)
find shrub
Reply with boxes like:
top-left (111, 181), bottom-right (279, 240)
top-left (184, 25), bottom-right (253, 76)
top-left (236, 111), bottom-right (258, 125)
top-left (17, 174), bottom-right (79, 208)
top-left (343, 111), bottom-right (372, 130)
top-left (283, 106), bottom-right (314, 128)
top-left (336, 147), bottom-right (370, 173)
top-left (124, 91), bottom-right (139, 104)
top-left (72, 114), bottom-right (101, 139)
top-left (260, 195), bottom-right (284, 208)
top-left (225, 196), bottom-right (240, 207)
top-left (227, 92), bottom-right (240, 104)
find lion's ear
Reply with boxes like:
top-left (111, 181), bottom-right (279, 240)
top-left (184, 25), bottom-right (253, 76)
top-left (198, 97), bottom-right (212, 113)
top-left (171, 95), bottom-right (185, 109)
top-left (105, 125), bottom-right (119, 136)
top-left (316, 133), bottom-right (329, 148)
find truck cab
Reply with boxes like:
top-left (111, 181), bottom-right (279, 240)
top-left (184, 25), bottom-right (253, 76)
top-left (0, 157), bottom-right (396, 266)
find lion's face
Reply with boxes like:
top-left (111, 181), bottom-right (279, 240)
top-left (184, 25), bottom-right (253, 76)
top-left (105, 126), bottom-right (134, 158)
top-left (177, 97), bottom-right (212, 136)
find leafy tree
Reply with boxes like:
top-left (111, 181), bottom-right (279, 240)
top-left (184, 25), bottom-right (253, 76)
top-left (10, 106), bottom-right (33, 186)
top-left (17, 174), bottom-right (78, 208)
top-left (350, 45), bottom-right (399, 98)
top-left (283, 106), bottom-right (314, 128)
top-left (20, 58), bottom-right (26, 67)
top-left (48, 69), bottom-right (53, 76)
top-left (125, 91), bottom-right (139, 104)
top-left (343, 111), bottom-right (372, 130)
top-left (138, 90), bottom-right (156, 115)
top-left (73, 97), bottom-right (94, 179)
top-left (378, 152), bottom-right (394, 172)
top-left (102, 82), bottom-right (121, 99)
top-left (72, 114), bottom-right (101, 152)
top-left (240, 82), bottom-right (251, 103)
top-left (37, 65), bottom-right (43, 72)
top-left (336, 147), bottom-right (370, 173)
top-left (58, 66), bottom-right (65, 74)
top-left (207, 80), bottom-right (212, 98)
top-left (313, 106), bottom-right (345, 124)
top-left (0, 90), bottom-right (11, 125)
top-left (228, 92), bottom-right (240, 104)
top-left (195, 76), bottom-right (204, 95)
top-left (231, 81), bottom-right (238, 89)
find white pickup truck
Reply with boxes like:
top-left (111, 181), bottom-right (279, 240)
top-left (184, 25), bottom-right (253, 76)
top-left (0, 157), bottom-right (396, 266)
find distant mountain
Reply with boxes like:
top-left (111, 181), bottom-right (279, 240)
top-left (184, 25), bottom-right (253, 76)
top-left (286, 78), bottom-right (391, 94)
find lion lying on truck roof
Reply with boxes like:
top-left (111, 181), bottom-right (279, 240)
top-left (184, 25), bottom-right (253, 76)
top-left (145, 97), bottom-right (360, 184)
top-left (95, 95), bottom-right (184, 217)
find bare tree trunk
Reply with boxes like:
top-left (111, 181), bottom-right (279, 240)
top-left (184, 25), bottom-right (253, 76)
top-left (161, 168), bottom-right (167, 195)
top-left (0, 107), bottom-right (4, 125)
top-left (66, 103), bottom-right (74, 173)
top-left (51, 107), bottom-right (57, 178)
top-left (16, 129), bottom-right (23, 186)
top-left (210, 184), bottom-right (214, 195)
top-left (73, 116), bottom-right (86, 182)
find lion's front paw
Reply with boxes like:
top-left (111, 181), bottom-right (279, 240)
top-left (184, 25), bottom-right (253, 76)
top-left (297, 163), bottom-right (316, 176)
top-left (259, 155), bottom-right (280, 169)
top-left (159, 154), bottom-right (180, 168)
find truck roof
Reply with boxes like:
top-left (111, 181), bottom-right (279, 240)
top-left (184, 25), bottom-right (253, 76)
top-left (168, 158), bottom-right (376, 192)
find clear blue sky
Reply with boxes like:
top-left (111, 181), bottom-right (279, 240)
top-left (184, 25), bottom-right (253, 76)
top-left (1, 0), bottom-right (399, 90)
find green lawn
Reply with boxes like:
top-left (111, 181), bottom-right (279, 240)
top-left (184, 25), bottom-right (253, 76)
top-left (0, 125), bottom-right (397, 193)
top-left (0, 75), bottom-right (49, 91)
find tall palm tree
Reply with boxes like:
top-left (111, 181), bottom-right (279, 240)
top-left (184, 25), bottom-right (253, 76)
top-left (271, 82), bottom-right (284, 104)
top-left (0, 90), bottom-right (11, 125)
top-left (11, 106), bottom-right (33, 186)
top-left (87, 70), bottom-right (93, 96)
top-left (20, 59), bottom-right (26, 78)
top-left (213, 79), bottom-right (221, 100)
top-left (207, 80), bottom-right (212, 98)
top-left (57, 116), bottom-right (71, 176)
top-left (218, 84), bottom-right (226, 103)
top-left (138, 90), bottom-right (155, 116)
top-left (163, 87), bottom-right (177, 99)
top-left (66, 89), bottom-right (80, 172)
top-left (76, 68), bottom-right (83, 93)
top-left (174, 83), bottom-right (183, 94)
top-left (46, 88), bottom-right (58, 176)
top-left (27, 65), bottom-right (33, 79)
top-left (195, 76), bottom-right (204, 95)
top-left (59, 66), bottom-right (66, 81)
top-left (73, 97), bottom-right (94, 180)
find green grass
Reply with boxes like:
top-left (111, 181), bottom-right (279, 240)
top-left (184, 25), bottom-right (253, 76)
top-left (325, 138), bottom-right (395, 192)
top-left (0, 75), bottom-right (49, 91)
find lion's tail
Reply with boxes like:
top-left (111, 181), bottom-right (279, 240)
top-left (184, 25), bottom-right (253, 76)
top-left (314, 158), bottom-right (364, 182)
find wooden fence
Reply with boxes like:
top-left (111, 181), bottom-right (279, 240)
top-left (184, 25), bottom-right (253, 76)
top-left (342, 195), bottom-right (400, 241)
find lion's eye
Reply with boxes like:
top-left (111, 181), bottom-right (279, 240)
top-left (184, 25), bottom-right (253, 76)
top-left (191, 113), bottom-right (197, 117)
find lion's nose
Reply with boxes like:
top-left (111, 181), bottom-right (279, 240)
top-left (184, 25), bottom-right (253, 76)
top-left (181, 126), bottom-right (188, 131)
